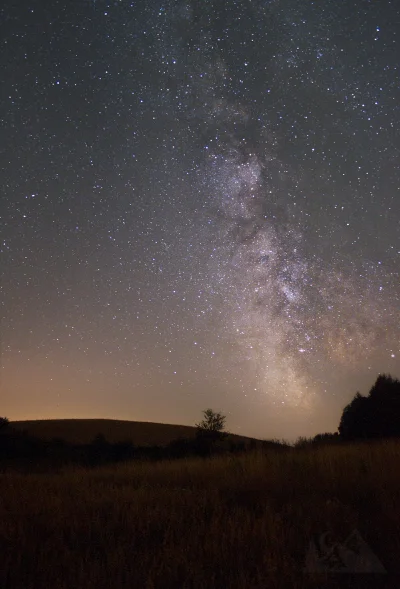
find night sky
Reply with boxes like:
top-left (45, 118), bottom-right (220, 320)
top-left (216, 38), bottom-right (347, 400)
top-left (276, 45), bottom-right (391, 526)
top-left (2, 0), bottom-right (399, 440)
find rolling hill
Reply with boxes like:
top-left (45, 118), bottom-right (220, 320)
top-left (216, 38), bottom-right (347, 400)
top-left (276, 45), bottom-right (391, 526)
top-left (10, 418), bottom-right (259, 447)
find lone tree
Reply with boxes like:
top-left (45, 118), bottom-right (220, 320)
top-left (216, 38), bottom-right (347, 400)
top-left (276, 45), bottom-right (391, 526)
top-left (339, 374), bottom-right (400, 440)
top-left (195, 409), bottom-right (227, 442)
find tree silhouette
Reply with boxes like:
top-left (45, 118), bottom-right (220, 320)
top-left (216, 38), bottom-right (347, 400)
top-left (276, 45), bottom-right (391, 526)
top-left (195, 409), bottom-right (228, 454)
top-left (196, 409), bottom-right (227, 437)
top-left (339, 374), bottom-right (400, 440)
top-left (0, 417), bottom-right (9, 431)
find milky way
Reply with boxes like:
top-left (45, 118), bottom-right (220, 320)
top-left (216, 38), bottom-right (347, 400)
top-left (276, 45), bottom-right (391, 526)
top-left (1, 0), bottom-right (399, 438)
top-left (166, 5), bottom-right (400, 419)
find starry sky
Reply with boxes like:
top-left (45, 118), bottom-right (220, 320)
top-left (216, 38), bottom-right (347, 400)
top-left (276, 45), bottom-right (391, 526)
top-left (1, 0), bottom-right (399, 440)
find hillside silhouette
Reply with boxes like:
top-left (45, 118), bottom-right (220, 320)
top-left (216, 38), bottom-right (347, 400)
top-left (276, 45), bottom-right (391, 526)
top-left (10, 418), bottom-right (256, 447)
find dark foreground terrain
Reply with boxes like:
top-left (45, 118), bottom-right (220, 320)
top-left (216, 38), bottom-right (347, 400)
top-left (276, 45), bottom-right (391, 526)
top-left (1, 439), bottom-right (399, 589)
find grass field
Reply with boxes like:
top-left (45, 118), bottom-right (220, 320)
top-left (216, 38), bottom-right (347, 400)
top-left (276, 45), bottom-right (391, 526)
top-left (10, 418), bottom-right (255, 446)
top-left (1, 439), bottom-right (399, 589)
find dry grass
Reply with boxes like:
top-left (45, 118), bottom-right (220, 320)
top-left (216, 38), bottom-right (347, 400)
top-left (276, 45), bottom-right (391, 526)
top-left (1, 440), bottom-right (400, 588)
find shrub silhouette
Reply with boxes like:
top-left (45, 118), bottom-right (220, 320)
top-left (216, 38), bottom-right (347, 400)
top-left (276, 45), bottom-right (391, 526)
top-left (339, 374), bottom-right (400, 440)
top-left (312, 432), bottom-right (340, 445)
top-left (0, 417), bottom-right (9, 431)
top-left (111, 440), bottom-right (136, 462)
top-left (167, 437), bottom-right (194, 459)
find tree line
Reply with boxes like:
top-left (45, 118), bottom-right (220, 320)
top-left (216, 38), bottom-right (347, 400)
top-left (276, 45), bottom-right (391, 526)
top-left (339, 374), bottom-right (400, 440)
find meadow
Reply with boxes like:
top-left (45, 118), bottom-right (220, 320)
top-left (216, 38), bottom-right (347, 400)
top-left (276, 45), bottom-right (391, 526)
top-left (1, 440), bottom-right (399, 589)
